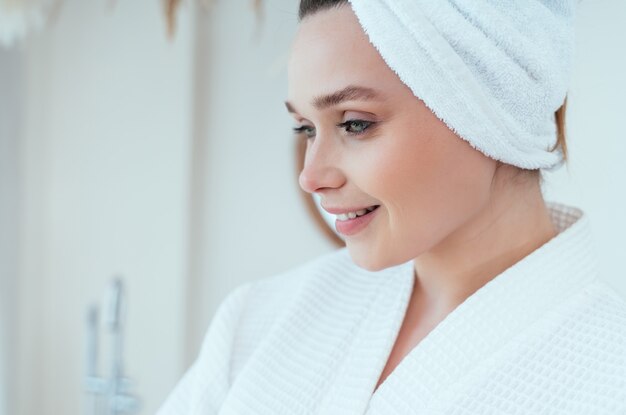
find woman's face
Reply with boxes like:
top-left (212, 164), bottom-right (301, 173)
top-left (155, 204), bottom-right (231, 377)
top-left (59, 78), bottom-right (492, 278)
top-left (286, 5), bottom-right (499, 271)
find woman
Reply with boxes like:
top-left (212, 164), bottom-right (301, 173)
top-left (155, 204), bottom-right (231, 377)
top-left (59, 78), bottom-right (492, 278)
top-left (157, 1), bottom-right (626, 413)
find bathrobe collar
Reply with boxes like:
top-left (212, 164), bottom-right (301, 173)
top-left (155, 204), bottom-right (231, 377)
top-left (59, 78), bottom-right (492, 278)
top-left (365, 201), bottom-right (598, 412)
top-left (221, 201), bottom-right (598, 414)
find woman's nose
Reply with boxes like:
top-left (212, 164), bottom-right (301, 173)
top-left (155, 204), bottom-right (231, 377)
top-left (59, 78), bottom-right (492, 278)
top-left (298, 136), bottom-right (344, 194)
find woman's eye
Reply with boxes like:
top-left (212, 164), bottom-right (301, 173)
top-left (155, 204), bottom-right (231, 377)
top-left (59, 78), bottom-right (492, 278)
top-left (337, 119), bottom-right (374, 135)
top-left (292, 119), bottom-right (374, 140)
top-left (292, 125), bottom-right (316, 139)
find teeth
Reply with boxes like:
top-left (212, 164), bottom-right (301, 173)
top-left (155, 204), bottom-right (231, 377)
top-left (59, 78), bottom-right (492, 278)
top-left (336, 206), bottom-right (378, 221)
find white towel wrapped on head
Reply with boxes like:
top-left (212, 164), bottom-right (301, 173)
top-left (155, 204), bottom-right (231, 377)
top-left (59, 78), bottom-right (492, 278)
top-left (347, 0), bottom-right (577, 171)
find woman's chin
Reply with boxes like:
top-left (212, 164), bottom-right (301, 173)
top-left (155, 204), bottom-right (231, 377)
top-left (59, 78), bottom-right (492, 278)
top-left (345, 246), bottom-right (389, 272)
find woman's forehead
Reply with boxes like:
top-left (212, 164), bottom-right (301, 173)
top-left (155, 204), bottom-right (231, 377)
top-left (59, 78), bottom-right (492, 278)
top-left (288, 13), bottom-right (398, 91)
top-left (290, 5), bottom-right (386, 68)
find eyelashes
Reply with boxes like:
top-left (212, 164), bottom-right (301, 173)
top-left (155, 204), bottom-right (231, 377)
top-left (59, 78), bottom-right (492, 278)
top-left (292, 120), bottom-right (376, 140)
top-left (338, 120), bottom-right (375, 135)
top-left (291, 125), bottom-right (315, 138)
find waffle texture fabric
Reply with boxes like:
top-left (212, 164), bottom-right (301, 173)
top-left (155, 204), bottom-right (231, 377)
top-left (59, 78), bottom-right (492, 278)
top-left (156, 201), bottom-right (626, 414)
top-left (346, 0), bottom-right (576, 172)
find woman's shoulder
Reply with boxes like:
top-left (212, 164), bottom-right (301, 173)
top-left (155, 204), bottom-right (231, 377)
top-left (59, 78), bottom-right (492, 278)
top-left (581, 279), bottom-right (626, 336)
top-left (236, 247), bottom-right (360, 315)
top-left (257, 246), bottom-right (352, 289)
top-left (156, 248), bottom-right (359, 414)
top-left (539, 278), bottom-right (626, 359)
top-left (234, 246), bottom-right (406, 325)
top-left (226, 247), bottom-right (362, 374)
top-left (232, 247), bottom-right (354, 313)
top-left (227, 247), bottom-right (413, 376)
top-left (531, 277), bottom-right (626, 374)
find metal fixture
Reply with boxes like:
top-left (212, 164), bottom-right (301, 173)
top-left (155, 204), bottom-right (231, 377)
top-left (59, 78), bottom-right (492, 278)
top-left (84, 277), bottom-right (141, 415)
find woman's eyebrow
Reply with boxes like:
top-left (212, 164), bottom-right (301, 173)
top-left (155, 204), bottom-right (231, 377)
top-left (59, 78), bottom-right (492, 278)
top-left (285, 85), bottom-right (386, 114)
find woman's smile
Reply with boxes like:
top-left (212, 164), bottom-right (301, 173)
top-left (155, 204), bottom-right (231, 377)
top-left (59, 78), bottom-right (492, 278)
top-left (333, 205), bottom-right (381, 236)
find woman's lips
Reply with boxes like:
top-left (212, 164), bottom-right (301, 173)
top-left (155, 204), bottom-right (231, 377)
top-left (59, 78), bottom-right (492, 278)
top-left (334, 205), bottom-right (380, 236)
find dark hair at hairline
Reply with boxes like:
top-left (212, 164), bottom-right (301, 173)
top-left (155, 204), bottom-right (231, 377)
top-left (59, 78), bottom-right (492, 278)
top-left (298, 0), bottom-right (349, 21)
top-left (298, 0), bottom-right (568, 183)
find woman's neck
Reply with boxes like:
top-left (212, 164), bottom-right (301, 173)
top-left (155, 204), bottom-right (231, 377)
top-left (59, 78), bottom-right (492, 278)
top-left (411, 170), bottom-right (556, 317)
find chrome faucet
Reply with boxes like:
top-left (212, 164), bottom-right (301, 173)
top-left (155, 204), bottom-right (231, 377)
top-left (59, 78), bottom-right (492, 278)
top-left (84, 277), bottom-right (141, 415)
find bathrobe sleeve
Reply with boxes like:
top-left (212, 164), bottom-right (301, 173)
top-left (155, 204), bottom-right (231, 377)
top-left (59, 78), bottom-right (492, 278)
top-left (155, 281), bottom-right (255, 415)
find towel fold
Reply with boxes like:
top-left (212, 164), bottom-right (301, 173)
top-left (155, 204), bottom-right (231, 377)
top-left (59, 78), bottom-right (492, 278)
top-left (347, 0), bottom-right (577, 171)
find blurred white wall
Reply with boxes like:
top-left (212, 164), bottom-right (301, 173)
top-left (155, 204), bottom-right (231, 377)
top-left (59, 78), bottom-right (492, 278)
top-left (0, 47), bottom-right (22, 415)
top-left (1, 0), bottom-right (625, 415)
top-left (9, 0), bottom-right (196, 414)
top-left (542, 0), bottom-right (626, 298)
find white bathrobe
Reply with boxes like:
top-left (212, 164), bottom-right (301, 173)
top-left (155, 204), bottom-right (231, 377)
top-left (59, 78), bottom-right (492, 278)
top-left (156, 201), bottom-right (626, 414)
